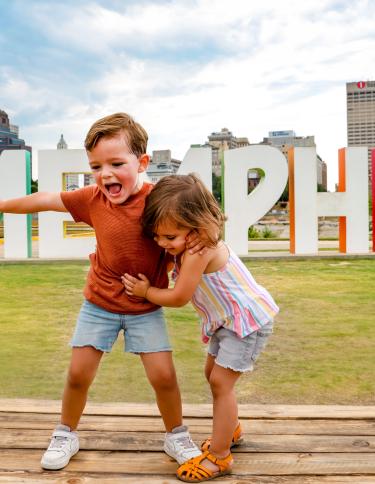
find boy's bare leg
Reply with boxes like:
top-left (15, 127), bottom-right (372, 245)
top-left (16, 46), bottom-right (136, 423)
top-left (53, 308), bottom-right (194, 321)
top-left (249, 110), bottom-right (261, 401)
top-left (140, 351), bottom-right (182, 432)
top-left (61, 346), bottom-right (103, 430)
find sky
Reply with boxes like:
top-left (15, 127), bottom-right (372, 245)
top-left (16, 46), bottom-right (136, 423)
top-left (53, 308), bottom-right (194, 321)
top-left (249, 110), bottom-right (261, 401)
top-left (1, 0), bottom-right (375, 189)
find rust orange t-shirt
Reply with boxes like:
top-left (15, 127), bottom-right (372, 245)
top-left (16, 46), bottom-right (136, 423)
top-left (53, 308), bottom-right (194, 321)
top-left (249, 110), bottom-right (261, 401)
top-left (60, 183), bottom-right (169, 314)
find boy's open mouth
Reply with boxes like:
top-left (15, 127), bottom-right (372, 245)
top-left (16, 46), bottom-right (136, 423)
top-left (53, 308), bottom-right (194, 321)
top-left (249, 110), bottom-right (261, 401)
top-left (105, 183), bottom-right (122, 195)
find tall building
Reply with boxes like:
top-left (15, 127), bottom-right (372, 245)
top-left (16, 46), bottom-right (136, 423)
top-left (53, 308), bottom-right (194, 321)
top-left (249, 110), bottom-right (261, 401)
top-left (57, 134), bottom-right (68, 149)
top-left (346, 80), bottom-right (375, 185)
top-left (58, 133), bottom-right (78, 190)
top-left (262, 130), bottom-right (315, 155)
top-left (146, 149), bottom-right (181, 183)
top-left (261, 130), bottom-right (327, 191)
top-left (194, 128), bottom-right (250, 176)
top-left (0, 109), bottom-right (32, 160)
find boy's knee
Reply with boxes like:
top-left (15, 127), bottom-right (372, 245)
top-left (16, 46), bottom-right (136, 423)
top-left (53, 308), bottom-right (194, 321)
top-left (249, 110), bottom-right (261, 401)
top-left (67, 368), bottom-right (92, 390)
top-left (150, 369), bottom-right (177, 392)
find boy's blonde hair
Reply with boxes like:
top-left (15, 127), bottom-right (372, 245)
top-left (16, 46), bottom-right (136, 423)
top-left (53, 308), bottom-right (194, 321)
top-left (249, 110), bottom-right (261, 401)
top-left (143, 174), bottom-right (226, 246)
top-left (85, 112), bottom-right (148, 157)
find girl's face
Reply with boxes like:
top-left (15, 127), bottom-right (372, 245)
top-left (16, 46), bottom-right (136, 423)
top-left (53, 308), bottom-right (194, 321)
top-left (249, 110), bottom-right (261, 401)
top-left (153, 220), bottom-right (190, 255)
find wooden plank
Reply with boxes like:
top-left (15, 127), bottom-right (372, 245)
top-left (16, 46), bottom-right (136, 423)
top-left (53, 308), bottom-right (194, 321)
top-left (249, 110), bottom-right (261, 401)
top-left (1, 399), bottom-right (374, 419)
top-left (0, 474), bottom-right (375, 484)
top-left (1, 450), bottom-right (375, 475)
top-left (1, 413), bottom-right (375, 436)
top-left (0, 399), bottom-right (374, 482)
top-left (1, 429), bottom-right (375, 453)
top-left (0, 473), bottom-right (374, 484)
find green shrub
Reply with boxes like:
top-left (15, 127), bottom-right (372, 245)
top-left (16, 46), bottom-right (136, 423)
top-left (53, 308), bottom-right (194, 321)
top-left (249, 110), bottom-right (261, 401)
top-left (262, 226), bottom-right (276, 238)
top-left (248, 226), bottom-right (260, 239)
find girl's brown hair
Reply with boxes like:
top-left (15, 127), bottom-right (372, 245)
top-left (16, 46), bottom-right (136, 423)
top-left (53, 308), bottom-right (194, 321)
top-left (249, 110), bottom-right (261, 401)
top-left (84, 112), bottom-right (148, 157)
top-left (142, 174), bottom-right (226, 246)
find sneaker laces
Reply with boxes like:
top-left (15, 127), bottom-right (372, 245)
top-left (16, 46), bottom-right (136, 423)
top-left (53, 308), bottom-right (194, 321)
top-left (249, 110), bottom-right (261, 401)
top-left (175, 434), bottom-right (196, 450)
top-left (48, 436), bottom-right (69, 450)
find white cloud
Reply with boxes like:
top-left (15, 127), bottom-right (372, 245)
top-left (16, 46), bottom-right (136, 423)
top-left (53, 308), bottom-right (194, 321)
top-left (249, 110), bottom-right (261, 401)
top-left (2, 0), bottom-right (375, 187)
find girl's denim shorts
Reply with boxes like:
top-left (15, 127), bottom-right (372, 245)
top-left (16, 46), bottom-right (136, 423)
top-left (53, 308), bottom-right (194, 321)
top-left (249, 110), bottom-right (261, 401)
top-left (70, 300), bottom-right (172, 354)
top-left (207, 321), bottom-right (273, 372)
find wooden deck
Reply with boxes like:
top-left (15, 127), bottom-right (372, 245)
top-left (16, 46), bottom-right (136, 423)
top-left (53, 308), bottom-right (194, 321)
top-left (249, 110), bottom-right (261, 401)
top-left (0, 399), bottom-right (374, 483)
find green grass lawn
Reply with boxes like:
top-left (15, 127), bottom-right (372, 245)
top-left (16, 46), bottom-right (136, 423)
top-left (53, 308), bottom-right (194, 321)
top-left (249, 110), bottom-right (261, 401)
top-left (0, 258), bottom-right (374, 404)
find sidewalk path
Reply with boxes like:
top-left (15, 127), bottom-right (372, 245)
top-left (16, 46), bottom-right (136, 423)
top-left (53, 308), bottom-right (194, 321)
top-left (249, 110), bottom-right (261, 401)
top-left (1, 239), bottom-right (374, 260)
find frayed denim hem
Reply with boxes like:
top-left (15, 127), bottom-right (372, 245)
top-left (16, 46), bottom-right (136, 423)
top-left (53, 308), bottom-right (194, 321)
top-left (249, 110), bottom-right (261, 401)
top-left (131, 348), bottom-right (173, 354)
top-left (69, 343), bottom-right (111, 353)
top-left (214, 359), bottom-right (255, 373)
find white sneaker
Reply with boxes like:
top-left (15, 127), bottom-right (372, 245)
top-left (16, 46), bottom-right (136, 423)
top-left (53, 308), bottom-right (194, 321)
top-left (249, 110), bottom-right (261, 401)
top-left (41, 425), bottom-right (79, 470)
top-left (164, 425), bottom-right (201, 464)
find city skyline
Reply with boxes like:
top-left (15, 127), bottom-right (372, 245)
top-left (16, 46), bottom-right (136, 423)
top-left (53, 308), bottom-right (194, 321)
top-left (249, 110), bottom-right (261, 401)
top-left (1, 0), bottom-right (375, 190)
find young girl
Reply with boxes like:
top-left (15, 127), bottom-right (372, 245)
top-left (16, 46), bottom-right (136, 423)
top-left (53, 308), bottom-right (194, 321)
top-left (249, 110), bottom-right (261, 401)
top-left (122, 174), bottom-right (279, 482)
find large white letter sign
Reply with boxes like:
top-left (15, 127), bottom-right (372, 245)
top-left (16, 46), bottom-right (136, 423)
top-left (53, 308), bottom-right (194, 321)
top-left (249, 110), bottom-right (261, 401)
top-left (177, 147), bottom-right (212, 191)
top-left (224, 145), bottom-right (288, 255)
top-left (0, 150), bottom-right (32, 258)
top-left (37, 147), bottom-right (212, 259)
top-left (334, 147), bottom-right (369, 253)
top-left (288, 147), bottom-right (319, 254)
top-left (289, 147), bottom-right (369, 254)
top-left (38, 149), bottom-right (96, 258)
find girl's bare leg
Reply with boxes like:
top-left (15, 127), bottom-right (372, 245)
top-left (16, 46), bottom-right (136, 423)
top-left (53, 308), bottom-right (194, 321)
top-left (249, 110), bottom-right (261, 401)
top-left (61, 346), bottom-right (103, 430)
top-left (141, 351), bottom-right (182, 432)
top-left (200, 362), bottom-right (241, 472)
top-left (204, 353), bottom-right (216, 382)
top-left (209, 363), bottom-right (241, 457)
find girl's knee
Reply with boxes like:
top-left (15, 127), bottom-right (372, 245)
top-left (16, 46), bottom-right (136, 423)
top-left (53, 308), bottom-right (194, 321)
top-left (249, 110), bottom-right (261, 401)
top-left (209, 373), bottom-right (230, 397)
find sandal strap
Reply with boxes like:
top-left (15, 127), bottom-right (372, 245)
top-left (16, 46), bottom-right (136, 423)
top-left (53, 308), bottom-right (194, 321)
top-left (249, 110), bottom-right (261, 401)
top-left (201, 422), bottom-right (243, 451)
top-left (177, 451), bottom-right (232, 481)
top-left (232, 422), bottom-right (243, 442)
top-left (205, 451), bottom-right (233, 471)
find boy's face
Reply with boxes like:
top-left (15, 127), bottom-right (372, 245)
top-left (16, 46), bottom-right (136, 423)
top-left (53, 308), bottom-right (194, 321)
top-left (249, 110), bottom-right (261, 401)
top-left (87, 133), bottom-right (149, 204)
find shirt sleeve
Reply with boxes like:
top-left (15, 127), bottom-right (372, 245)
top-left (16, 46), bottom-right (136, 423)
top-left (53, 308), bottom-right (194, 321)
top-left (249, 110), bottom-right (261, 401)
top-left (60, 185), bottom-right (97, 226)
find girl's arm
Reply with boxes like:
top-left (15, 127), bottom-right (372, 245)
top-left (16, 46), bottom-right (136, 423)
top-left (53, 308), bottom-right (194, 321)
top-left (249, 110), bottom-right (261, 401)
top-left (0, 192), bottom-right (68, 213)
top-left (123, 251), bottom-right (211, 307)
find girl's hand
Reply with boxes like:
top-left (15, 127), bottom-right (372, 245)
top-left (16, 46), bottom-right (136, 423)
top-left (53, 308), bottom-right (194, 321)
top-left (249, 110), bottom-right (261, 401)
top-left (122, 273), bottom-right (151, 298)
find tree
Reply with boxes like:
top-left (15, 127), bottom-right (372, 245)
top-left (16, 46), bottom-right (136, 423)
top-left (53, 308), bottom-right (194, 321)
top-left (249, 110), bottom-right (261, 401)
top-left (317, 183), bottom-right (327, 192)
top-left (212, 173), bottom-right (222, 204)
top-left (31, 179), bottom-right (38, 193)
top-left (278, 181), bottom-right (289, 202)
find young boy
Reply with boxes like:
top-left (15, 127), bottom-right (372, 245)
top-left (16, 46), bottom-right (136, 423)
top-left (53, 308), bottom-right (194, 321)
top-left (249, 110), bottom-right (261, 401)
top-left (0, 113), bottom-right (201, 470)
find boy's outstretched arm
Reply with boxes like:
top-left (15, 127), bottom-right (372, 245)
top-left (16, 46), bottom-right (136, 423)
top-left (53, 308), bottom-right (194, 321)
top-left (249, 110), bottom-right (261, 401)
top-left (0, 192), bottom-right (68, 213)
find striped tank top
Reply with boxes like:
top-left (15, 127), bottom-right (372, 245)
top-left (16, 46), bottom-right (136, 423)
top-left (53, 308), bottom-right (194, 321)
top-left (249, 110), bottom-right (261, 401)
top-left (172, 244), bottom-right (279, 343)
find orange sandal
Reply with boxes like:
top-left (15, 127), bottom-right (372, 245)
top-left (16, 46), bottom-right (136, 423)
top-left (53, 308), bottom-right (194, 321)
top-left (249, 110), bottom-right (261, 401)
top-left (201, 422), bottom-right (243, 452)
top-left (176, 450), bottom-right (233, 482)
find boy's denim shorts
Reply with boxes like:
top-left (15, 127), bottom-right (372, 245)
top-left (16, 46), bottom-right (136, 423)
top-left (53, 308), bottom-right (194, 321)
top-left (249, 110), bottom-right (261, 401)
top-left (70, 300), bottom-right (172, 354)
top-left (207, 321), bottom-right (273, 372)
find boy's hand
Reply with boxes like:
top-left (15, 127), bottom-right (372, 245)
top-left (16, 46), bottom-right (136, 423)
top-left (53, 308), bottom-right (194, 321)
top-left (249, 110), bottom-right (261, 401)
top-left (122, 273), bottom-right (151, 298)
top-left (186, 231), bottom-right (207, 255)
